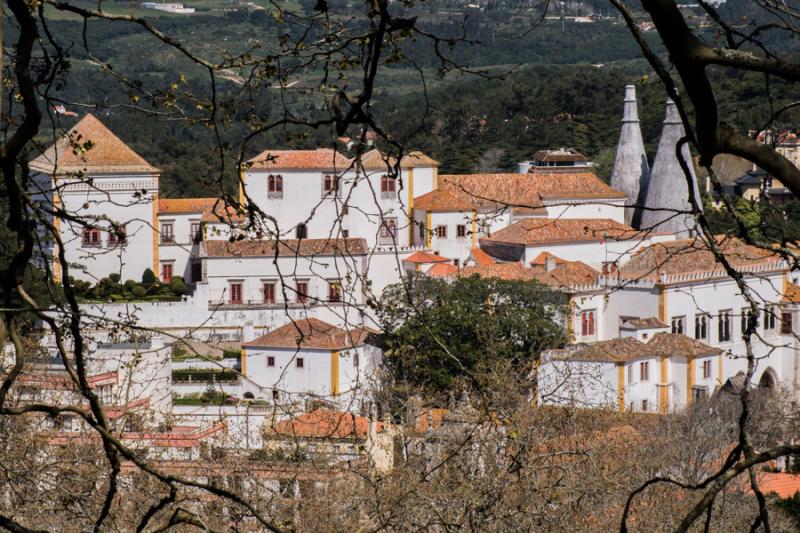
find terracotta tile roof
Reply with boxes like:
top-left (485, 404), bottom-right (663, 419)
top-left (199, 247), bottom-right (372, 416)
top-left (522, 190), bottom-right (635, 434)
top-left (414, 169), bottom-right (625, 212)
top-left (30, 114), bottom-right (159, 175)
top-left (533, 148), bottom-right (588, 162)
top-left (267, 408), bottom-right (382, 440)
top-left (243, 318), bottom-right (374, 350)
top-left (202, 238), bottom-right (367, 258)
top-left (246, 148), bottom-right (352, 170)
top-left (459, 262), bottom-right (537, 281)
top-left (618, 237), bottom-right (780, 282)
top-left (426, 263), bottom-right (459, 277)
top-left (560, 333), bottom-right (719, 363)
top-left (529, 260), bottom-right (599, 289)
top-left (783, 281), bottom-right (800, 304)
top-left (647, 332), bottom-right (722, 357)
top-left (470, 247), bottom-right (496, 266)
top-left (482, 218), bottom-right (639, 246)
top-left (530, 251), bottom-right (569, 267)
top-left (403, 250), bottom-right (451, 264)
top-left (559, 337), bottom-right (655, 363)
top-left (357, 148), bottom-right (439, 170)
top-left (158, 198), bottom-right (217, 214)
top-left (753, 473), bottom-right (800, 498)
top-left (620, 317), bottom-right (668, 330)
top-left (200, 204), bottom-right (245, 223)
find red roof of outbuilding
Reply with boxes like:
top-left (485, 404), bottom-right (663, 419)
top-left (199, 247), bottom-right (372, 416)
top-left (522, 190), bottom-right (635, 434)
top-left (403, 250), bottom-right (451, 264)
top-left (268, 408), bottom-right (382, 440)
top-left (247, 148), bottom-right (352, 170)
top-left (243, 318), bottom-right (375, 350)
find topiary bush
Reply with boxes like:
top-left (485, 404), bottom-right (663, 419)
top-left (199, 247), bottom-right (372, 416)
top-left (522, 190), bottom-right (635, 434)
top-left (169, 276), bottom-right (188, 295)
top-left (141, 268), bottom-right (156, 286)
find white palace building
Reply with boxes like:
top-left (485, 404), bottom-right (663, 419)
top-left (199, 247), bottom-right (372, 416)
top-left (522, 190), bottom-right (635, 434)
top-left (26, 89), bottom-right (800, 414)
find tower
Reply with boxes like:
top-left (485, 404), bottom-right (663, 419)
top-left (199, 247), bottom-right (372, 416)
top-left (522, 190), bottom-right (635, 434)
top-left (639, 99), bottom-right (702, 238)
top-left (610, 85), bottom-right (650, 227)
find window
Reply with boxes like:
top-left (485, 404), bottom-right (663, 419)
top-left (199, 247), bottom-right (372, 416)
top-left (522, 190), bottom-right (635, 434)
top-left (190, 222), bottom-right (202, 243)
top-left (82, 227), bottom-right (101, 247)
top-left (419, 222), bottom-right (425, 240)
top-left (229, 282), bottom-right (243, 305)
top-left (108, 224), bottom-right (126, 246)
top-left (296, 224), bottom-right (307, 239)
top-left (296, 358), bottom-right (304, 368)
top-left (641, 399), bottom-right (649, 412)
top-left (640, 361), bottom-right (649, 382)
top-left (161, 263), bottom-right (173, 283)
top-left (580, 310), bottom-right (596, 337)
top-left (97, 384), bottom-right (113, 404)
top-left (262, 282), bottom-right (276, 304)
top-left (694, 314), bottom-right (708, 340)
top-left (627, 364), bottom-right (634, 384)
top-left (782, 312), bottom-right (793, 335)
top-left (435, 225), bottom-right (447, 239)
top-left (456, 224), bottom-right (467, 238)
top-left (380, 174), bottom-right (396, 196)
top-left (328, 281), bottom-right (341, 303)
top-left (342, 229), bottom-right (350, 238)
top-left (692, 386), bottom-right (708, 402)
top-left (671, 316), bottom-right (685, 335)
top-left (702, 360), bottom-right (712, 380)
top-left (272, 389), bottom-right (280, 401)
top-left (322, 174), bottom-right (338, 195)
top-left (718, 310), bottom-right (732, 342)
top-left (267, 174), bottom-right (283, 197)
top-left (353, 352), bottom-right (359, 367)
top-left (267, 356), bottom-right (275, 367)
top-left (160, 222), bottom-right (174, 244)
top-left (741, 307), bottom-right (757, 335)
top-left (296, 281), bottom-right (309, 303)
top-left (379, 219), bottom-right (397, 244)
top-left (764, 306), bottom-right (777, 333)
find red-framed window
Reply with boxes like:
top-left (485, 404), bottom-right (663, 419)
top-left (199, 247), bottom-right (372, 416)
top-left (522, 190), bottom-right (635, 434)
top-left (580, 310), bottom-right (595, 337)
top-left (323, 174), bottom-right (337, 194)
top-left (161, 263), bottom-right (173, 283)
top-left (702, 360), bottom-right (712, 379)
top-left (380, 219), bottom-right (396, 239)
top-left (296, 281), bottom-right (308, 303)
top-left (380, 174), bottom-right (396, 193)
top-left (108, 224), bottom-right (126, 246)
top-left (640, 361), bottom-right (649, 382)
top-left (328, 281), bottom-right (341, 303)
top-left (456, 224), bottom-right (467, 238)
top-left (229, 282), bottom-right (243, 305)
top-left (262, 282), bottom-right (276, 304)
top-left (160, 223), bottom-right (174, 244)
top-left (268, 174), bottom-right (283, 193)
top-left (267, 356), bottom-right (275, 367)
top-left (82, 228), bottom-right (101, 247)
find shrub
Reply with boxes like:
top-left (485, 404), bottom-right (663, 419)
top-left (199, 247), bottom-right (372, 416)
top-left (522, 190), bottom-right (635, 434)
top-left (169, 276), bottom-right (188, 295)
top-left (123, 279), bottom-right (137, 291)
top-left (131, 285), bottom-right (147, 298)
top-left (109, 273), bottom-right (121, 283)
top-left (141, 268), bottom-right (156, 285)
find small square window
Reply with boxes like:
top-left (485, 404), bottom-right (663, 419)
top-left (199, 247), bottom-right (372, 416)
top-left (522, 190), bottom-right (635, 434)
top-left (456, 224), bottom-right (467, 238)
top-left (267, 356), bottom-right (275, 367)
top-left (296, 358), bottom-right (304, 368)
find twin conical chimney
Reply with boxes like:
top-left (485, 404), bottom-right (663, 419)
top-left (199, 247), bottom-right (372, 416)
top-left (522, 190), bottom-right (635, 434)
top-left (639, 99), bottom-right (702, 238)
top-left (610, 85), bottom-right (650, 227)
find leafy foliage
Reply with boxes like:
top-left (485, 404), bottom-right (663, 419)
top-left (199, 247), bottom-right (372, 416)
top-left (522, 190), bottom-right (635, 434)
top-left (377, 274), bottom-right (567, 399)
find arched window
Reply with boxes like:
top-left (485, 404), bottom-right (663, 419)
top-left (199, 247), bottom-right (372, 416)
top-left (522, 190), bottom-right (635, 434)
top-left (268, 174), bottom-right (283, 197)
top-left (380, 174), bottom-right (396, 194)
top-left (296, 223), bottom-right (307, 239)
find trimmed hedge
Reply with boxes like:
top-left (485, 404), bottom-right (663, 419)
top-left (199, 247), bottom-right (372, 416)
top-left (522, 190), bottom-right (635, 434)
top-left (171, 369), bottom-right (239, 382)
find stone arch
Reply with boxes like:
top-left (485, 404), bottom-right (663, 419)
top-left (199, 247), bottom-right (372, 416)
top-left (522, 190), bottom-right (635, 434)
top-left (758, 367), bottom-right (778, 390)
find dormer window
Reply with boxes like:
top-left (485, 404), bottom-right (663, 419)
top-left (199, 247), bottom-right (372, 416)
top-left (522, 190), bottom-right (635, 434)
top-left (268, 174), bottom-right (283, 198)
top-left (380, 175), bottom-right (396, 198)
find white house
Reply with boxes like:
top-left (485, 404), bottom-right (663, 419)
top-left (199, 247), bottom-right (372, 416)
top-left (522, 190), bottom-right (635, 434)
top-left (30, 114), bottom-right (159, 283)
top-left (241, 318), bottom-right (382, 411)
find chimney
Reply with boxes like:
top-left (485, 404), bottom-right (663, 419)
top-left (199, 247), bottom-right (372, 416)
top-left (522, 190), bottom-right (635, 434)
top-left (610, 85), bottom-right (650, 227)
top-left (639, 98), bottom-right (702, 238)
top-left (545, 255), bottom-right (557, 272)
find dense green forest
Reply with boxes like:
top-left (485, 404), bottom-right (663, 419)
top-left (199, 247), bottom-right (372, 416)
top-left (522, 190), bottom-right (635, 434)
top-left (26, 0), bottom-right (800, 197)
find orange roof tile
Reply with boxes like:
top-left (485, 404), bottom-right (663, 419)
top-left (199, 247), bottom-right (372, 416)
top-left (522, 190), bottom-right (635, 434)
top-left (482, 218), bottom-right (639, 246)
top-left (620, 317), bottom-right (668, 330)
top-left (357, 148), bottom-right (439, 170)
top-left (203, 238), bottom-right (367, 258)
top-left (753, 473), bottom-right (800, 498)
top-left (426, 263), bottom-right (460, 277)
top-left (243, 318), bottom-right (374, 350)
top-left (414, 172), bottom-right (625, 213)
top-left (246, 148), bottom-right (352, 170)
top-left (647, 332), bottom-right (722, 357)
top-left (267, 408), bottom-right (382, 440)
top-left (558, 333), bottom-right (719, 363)
top-left (30, 114), bottom-right (159, 175)
top-left (470, 247), bottom-right (496, 266)
top-left (403, 250), bottom-right (451, 264)
top-left (618, 237), bottom-right (781, 282)
top-left (529, 260), bottom-right (599, 289)
top-left (158, 198), bottom-right (217, 214)
top-left (530, 251), bottom-right (569, 267)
